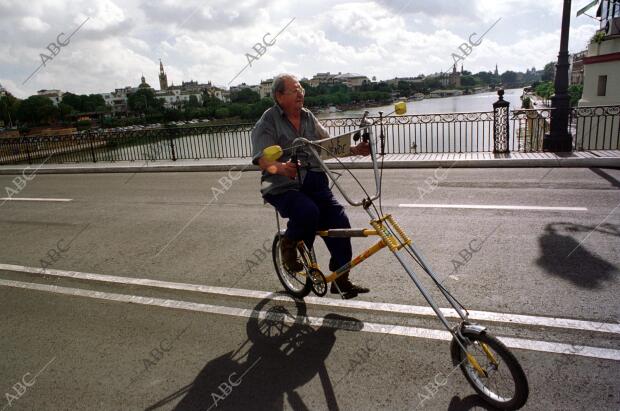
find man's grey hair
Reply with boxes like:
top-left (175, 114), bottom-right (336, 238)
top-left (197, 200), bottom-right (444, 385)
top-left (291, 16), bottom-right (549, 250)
top-left (271, 73), bottom-right (298, 100)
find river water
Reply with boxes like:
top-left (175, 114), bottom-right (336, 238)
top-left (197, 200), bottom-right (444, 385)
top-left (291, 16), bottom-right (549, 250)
top-left (58, 88), bottom-right (527, 162)
top-left (317, 88), bottom-right (525, 118)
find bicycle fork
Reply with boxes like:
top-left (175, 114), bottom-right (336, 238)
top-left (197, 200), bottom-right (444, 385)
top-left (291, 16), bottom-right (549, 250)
top-left (365, 207), bottom-right (487, 369)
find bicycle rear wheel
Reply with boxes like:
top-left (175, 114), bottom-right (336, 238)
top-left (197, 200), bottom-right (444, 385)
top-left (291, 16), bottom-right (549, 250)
top-left (451, 329), bottom-right (529, 410)
top-left (272, 232), bottom-right (312, 298)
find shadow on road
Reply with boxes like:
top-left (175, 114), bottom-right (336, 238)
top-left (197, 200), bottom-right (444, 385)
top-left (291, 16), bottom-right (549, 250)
top-left (589, 167), bottom-right (620, 189)
top-left (447, 394), bottom-right (499, 410)
top-left (145, 293), bottom-right (362, 411)
top-left (536, 222), bottom-right (619, 288)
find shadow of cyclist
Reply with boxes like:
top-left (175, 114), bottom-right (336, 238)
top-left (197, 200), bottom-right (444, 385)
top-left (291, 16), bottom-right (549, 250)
top-left (447, 394), bottom-right (499, 410)
top-left (536, 222), bottom-right (619, 289)
top-left (146, 293), bottom-right (362, 411)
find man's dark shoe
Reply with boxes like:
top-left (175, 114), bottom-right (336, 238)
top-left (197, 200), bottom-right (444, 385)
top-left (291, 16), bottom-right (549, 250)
top-left (280, 236), bottom-right (303, 272)
top-left (330, 280), bottom-right (370, 295)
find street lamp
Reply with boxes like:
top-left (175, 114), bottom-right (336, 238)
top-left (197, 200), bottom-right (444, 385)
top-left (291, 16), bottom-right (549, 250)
top-left (543, 0), bottom-right (573, 152)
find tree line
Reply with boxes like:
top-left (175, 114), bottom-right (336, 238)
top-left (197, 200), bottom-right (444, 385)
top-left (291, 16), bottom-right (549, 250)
top-left (0, 63), bottom-right (566, 129)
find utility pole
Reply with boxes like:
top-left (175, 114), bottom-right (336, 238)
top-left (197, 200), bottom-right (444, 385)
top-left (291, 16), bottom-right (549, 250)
top-left (543, 0), bottom-right (573, 152)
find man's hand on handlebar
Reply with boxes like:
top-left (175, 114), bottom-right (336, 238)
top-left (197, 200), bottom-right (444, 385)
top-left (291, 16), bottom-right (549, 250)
top-left (350, 141), bottom-right (371, 156)
top-left (258, 157), bottom-right (299, 179)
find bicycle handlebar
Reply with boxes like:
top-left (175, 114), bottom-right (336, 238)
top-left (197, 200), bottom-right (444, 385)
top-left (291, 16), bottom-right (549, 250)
top-left (292, 122), bottom-right (382, 207)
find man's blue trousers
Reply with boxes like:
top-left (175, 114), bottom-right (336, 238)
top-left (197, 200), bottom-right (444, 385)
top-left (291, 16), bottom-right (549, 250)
top-left (264, 170), bottom-right (353, 279)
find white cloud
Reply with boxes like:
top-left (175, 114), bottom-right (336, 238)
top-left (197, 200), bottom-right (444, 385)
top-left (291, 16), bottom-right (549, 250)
top-left (20, 16), bottom-right (51, 32)
top-left (0, 0), bottom-right (601, 98)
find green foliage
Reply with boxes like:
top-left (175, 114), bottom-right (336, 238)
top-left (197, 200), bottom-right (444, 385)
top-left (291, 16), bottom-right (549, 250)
top-left (61, 92), bottom-right (106, 112)
top-left (521, 96), bottom-right (532, 109)
top-left (231, 88), bottom-right (260, 104)
top-left (0, 93), bottom-right (20, 127)
top-left (591, 30), bottom-right (606, 44)
top-left (76, 119), bottom-right (92, 130)
top-left (500, 71), bottom-right (518, 86)
top-left (127, 88), bottom-right (162, 114)
top-left (542, 62), bottom-right (555, 82)
top-left (16, 95), bottom-right (58, 125)
top-left (568, 84), bottom-right (583, 107)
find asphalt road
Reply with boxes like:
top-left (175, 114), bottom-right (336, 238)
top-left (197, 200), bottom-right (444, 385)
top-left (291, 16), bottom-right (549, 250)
top-left (0, 167), bottom-right (619, 411)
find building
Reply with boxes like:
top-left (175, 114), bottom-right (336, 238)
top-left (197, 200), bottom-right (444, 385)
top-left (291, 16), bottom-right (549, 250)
top-left (578, 0), bottom-right (620, 150)
top-left (37, 89), bottom-right (63, 106)
top-left (307, 72), bottom-right (338, 87)
top-left (159, 60), bottom-right (168, 91)
top-left (579, 0), bottom-right (620, 106)
top-left (100, 87), bottom-right (134, 115)
top-left (259, 78), bottom-right (273, 99)
top-left (230, 82), bottom-right (260, 95)
top-left (307, 72), bottom-right (371, 89)
top-left (209, 87), bottom-right (230, 103)
top-left (333, 72), bottom-right (371, 88)
top-left (138, 74), bottom-right (152, 90)
top-left (0, 83), bottom-right (6, 98)
top-left (156, 89), bottom-right (204, 109)
top-left (385, 76), bottom-right (425, 86)
top-left (570, 51), bottom-right (587, 85)
top-left (439, 64), bottom-right (461, 88)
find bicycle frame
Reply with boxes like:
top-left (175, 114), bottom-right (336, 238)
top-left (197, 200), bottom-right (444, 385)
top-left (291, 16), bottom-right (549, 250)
top-left (287, 125), bottom-right (484, 358)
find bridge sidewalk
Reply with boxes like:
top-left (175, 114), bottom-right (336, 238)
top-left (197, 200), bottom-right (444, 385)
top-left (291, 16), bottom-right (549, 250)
top-left (0, 150), bottom-right (618, 175)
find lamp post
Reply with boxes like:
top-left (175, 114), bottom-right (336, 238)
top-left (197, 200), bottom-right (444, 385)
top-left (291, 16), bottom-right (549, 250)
top-left (543, 0), bottom-right (573, 152)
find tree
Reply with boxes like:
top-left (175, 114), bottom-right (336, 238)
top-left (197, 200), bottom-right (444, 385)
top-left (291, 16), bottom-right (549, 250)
top-left (500, 71), bottom-right (518, 86)
top-left (127, 89), bottom-right (161, 114)
top-left (460, 75), bottom-right (477, 87)
top-left (542, 62), bottom-right (555, 82)
top-left (231, 88), bottom-right (260, 104)
top-left (568, 84), bottom-right (583, 107)
top-left (0, 92), bottom-right (20, 127)
top-left (474, 71), bottom-right (495, 85)
top-left (61, 92), bottom-right (106, 112)
top-left (535, 81), bottom-right (554, 105)
top-left (185, 95), bottom-right (201, 108)
top-left (16, 95), bottom-right (58, 125)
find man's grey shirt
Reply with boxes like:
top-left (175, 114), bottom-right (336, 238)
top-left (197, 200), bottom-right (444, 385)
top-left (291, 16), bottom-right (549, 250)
top-left (251, 104), bottom-right (330, 197)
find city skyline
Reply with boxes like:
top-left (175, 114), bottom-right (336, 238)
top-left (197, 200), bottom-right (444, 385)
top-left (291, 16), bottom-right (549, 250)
top-left (1, 0), bottom-right (600, 99)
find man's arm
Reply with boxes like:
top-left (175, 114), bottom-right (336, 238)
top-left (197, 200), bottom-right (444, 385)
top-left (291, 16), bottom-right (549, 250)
top-left (251, 113), bottom-right (298, 179)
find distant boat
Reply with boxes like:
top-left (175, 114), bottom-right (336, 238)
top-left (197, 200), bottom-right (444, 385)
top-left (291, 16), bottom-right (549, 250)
top-left (328, 106), bottom-right (341, 113)
top-left (412, 93), bottom-right (425, 101)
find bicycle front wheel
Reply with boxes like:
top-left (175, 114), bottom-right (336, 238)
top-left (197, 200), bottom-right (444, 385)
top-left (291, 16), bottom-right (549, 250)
top-left (451, 329), bottom-right (529, 410)
top-left (272, 232), bottom-right (311, 298)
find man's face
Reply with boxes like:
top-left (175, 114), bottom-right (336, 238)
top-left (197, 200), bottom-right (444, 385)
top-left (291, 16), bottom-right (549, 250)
top-left (277, 78), bottom-right (305, 113)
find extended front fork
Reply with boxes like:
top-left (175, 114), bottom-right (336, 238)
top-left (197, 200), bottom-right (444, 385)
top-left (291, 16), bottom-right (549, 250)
top-left (363, 208), bottom-right (493, 375)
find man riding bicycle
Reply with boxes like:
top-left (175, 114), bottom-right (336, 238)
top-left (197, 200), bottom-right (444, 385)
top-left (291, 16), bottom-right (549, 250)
top-left (251, 73), bottom-right (371, 297)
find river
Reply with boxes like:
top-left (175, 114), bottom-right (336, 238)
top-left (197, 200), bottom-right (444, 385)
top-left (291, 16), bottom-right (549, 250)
top-left (317, 88), bottom-right (525, 118)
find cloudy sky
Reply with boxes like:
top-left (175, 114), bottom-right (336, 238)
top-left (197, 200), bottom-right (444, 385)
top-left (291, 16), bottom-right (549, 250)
top-left (0, 0), bottom-right (600, 98)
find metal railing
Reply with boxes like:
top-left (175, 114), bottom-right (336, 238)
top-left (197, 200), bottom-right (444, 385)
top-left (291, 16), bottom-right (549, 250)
top-left (1, 101), bottom-right (618, 165)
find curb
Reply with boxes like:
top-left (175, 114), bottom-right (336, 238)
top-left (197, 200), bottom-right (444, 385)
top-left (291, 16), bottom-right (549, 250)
top-left (0, 157), bottom-right (618, 175)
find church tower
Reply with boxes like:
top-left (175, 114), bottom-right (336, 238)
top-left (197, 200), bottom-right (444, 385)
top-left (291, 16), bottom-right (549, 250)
top-left (494, 64), bottom-right (499, 77)
top-left (159, 60), bottom-right (168, 91)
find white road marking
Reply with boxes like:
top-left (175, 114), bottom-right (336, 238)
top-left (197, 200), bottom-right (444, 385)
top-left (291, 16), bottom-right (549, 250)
top-left (1, 263), bottom-right (618, 335)
top-left (0, 197), bottom-right (72, 202)
top-left (0, 278), bottom-right (618, 361)
top-left (398, 204), bottom-right (588, 211)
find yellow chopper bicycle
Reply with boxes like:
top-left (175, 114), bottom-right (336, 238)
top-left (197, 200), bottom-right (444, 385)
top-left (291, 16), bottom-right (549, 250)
top-left (263, 104), bottom-right (529, 410)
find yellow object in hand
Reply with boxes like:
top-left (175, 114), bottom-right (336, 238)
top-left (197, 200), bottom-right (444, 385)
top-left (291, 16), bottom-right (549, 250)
top-left (395, 101), bottom-right (407, 115)
top-left (263, 145), bottom-right (283, 161)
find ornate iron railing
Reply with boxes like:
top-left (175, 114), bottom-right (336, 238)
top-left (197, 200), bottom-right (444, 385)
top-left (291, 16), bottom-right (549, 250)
top-left (572, 105), bottom-right (620, 151)
top-left (1, 103), bottom-right (618, 165)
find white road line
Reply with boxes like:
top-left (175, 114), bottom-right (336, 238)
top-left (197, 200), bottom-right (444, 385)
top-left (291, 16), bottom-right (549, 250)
top-left (0, 278), bottom-right (618, 361)
top-left (1, 263), bottom-right (618, 335)
top-left (398, 204), bottom-right (588, 211)
top-left (0, 197), bottom-right (72, 202)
